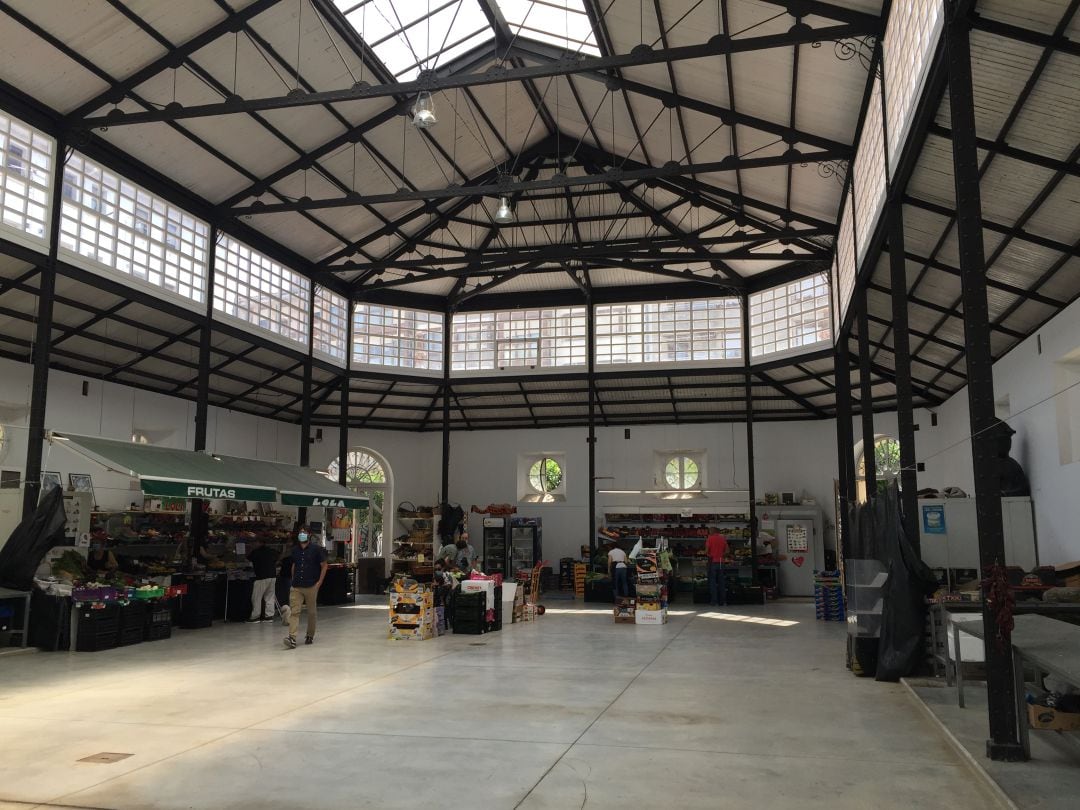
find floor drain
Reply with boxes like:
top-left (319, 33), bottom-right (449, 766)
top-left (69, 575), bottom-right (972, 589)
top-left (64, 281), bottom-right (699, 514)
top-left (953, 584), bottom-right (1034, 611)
top-left (78, 752), bottom-right (133, 764)
top-left (469, 643), bottom-right (487, 646)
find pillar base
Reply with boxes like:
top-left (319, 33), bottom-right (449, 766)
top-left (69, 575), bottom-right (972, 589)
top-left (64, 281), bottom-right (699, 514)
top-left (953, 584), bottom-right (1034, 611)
top-left (986, 740), bottom-right (1026, 762)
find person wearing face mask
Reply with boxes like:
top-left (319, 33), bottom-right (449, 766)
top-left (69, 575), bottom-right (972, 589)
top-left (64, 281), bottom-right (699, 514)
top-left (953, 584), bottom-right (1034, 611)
top-left (284, 526), bottom-right (328, 650)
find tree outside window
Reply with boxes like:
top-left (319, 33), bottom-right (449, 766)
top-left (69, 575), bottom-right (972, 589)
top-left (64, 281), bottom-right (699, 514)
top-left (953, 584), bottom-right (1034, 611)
top-left (528, 457), bottom-right (563, 494)
top-left (857, 436), bottom-right (901, 502)
top-left (664, 455), bottom-right (700, 489)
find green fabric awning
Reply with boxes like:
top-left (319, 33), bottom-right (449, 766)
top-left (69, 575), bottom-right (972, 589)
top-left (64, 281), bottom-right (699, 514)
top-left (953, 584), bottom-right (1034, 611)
top-left (52, 433), bottom-right (367, 509)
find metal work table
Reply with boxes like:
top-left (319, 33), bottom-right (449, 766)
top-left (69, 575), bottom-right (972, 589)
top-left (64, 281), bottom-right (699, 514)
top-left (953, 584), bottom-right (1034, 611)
top-left (0, 586), bottom-right (32, 648)
top-left (928, 601), bottom-right (1080, 679)
top-left (955, 613), bottom-right (1080, 759)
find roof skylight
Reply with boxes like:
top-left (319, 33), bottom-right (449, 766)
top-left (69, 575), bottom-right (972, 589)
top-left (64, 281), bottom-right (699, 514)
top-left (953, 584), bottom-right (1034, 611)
top-left (498, 0), bottom-right (600, 56)
top-left (334, 1), bottom-right (493, 80)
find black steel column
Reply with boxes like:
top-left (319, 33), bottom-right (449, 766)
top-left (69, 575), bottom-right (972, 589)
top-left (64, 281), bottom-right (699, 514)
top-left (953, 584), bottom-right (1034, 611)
top-left (190, 226), bottom-right (218, 555)
top-left (856, 289), bottom-right (876, 502)
top-left (887, 201), bottom-right (920, 550)
top-left (946, 3), bottom-right (1022, 761)
top-left (338, 307), bottom-right (352, 488)
top-left (742, 295), bottom-right (758, 582)
top-left (440, 309), bottom-right (452, 503)
top-left (21, 136), bottom-right (66, 518)
top-left (297, 289), bottom-right (316, 526)
top-left (834, 339), bottom-right (856, 554)
top-left (587, 293), bottom-right (597, 568)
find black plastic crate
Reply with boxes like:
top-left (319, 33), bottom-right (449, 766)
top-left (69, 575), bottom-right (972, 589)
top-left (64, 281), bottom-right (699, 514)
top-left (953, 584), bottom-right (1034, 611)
top-left (76, 631), bottom-right (117, 652)
top-left (146, 623), bottom-right (172, 641)
top-left (453, 622), bottom-right (487, 635)
top-left (117, 625), bottom-right (144, 646)
top-left (146, 606), bottom-right (172, 626)
top-left (118, 601), bottom-right (148, 630)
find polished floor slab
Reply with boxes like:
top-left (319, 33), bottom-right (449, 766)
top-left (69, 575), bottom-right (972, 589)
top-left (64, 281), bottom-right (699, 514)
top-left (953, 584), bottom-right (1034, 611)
top-left (0, 599), bottom-right (993, 809)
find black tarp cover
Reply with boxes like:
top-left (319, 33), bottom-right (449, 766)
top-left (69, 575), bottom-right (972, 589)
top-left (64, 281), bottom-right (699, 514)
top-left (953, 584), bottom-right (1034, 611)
top-left (876, 485), bottom-right (940, 681)
top-left (0, 487), bottom-right (67, 590)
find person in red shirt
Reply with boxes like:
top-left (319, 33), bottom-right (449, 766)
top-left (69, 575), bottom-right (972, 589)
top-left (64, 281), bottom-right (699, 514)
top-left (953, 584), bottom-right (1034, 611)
top-left (705, 531), bottom-right (729, 606)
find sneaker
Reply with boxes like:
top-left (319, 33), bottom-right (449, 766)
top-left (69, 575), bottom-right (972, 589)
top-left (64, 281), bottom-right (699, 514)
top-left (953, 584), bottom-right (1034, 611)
top-left (305, 636), bottom-right (314, 645)
top-left (283, 636), bottom-right (296, 649)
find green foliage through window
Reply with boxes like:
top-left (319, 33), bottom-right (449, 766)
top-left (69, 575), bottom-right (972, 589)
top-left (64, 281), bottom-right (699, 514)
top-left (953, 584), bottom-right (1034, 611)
top-left (529, 457), bottom-right (563, 493)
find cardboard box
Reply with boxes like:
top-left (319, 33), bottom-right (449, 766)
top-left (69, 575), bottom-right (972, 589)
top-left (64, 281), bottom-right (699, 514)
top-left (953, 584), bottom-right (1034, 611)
top-left (461, 580), bottom-right (495, 609)
top-left (391, 592), bottom-right (433, 609)
top-left (635, 608), bottom-right (668, 625)
top-left (614, 598), bottom-right (635, 623)
top-left (1028, 704), bottom-right (1080, 731)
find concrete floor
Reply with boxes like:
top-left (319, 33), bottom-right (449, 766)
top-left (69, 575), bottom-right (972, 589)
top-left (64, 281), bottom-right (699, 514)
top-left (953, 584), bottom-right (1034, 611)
top-left (0, 600), bottom-right (996, 810)
top-left (909, 680), bottom-right (1080, 809)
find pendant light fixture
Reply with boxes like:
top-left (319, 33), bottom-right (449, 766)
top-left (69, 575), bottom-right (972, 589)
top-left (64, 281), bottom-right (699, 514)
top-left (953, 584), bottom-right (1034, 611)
top-left (412, 91), bottom-right (437, 129)
top-left (494, 196), bottom-right (514, 224)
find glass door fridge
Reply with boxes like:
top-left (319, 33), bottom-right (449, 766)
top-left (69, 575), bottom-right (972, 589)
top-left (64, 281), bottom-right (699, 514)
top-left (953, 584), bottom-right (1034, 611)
top-left (482, 517), bottom-right (508, 576)
top-left (508, 517), bottom-right (542, 579)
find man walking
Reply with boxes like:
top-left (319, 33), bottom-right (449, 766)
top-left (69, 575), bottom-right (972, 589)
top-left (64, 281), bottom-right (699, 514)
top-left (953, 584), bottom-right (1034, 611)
top-left (284, 527), bottom-right (328, 649)
top-left (705, 529), bottom-right (728, 607)
top-left (246, 537), bottom-right (279, 621)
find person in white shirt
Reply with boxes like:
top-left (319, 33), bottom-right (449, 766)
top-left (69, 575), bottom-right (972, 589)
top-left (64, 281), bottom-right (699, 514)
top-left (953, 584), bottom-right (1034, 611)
top-left (608, 544), bottom-right (630, 600)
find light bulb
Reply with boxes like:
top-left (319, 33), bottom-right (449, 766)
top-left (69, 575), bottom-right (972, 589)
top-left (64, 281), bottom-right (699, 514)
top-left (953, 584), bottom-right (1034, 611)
top-left (412, 92), bottom-right (437, 129)
top-left (494, 196), bottom-right (514, 224)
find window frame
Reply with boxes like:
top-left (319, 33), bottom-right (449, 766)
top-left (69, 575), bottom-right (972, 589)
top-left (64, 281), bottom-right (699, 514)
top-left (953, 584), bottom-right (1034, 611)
top-left (518, 451), bottom-right (567, 503)
top-left (0, 112), bottom-right (55, 252)
top-left (594, 297), bottom-right (743, 371)
top-left (313, 285), bottom-right (349, 366)
top-left (352, 302), bottom-right (445, 375)
top-left (749, 273), bottom-right (832, 361)
top-left (451, 306), bottom-right (588, 375)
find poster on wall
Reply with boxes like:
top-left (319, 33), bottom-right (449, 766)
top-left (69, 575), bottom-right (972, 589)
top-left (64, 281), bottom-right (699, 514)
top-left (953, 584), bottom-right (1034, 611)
top-left (922, 504), bottom-right (946, 534)
top-left (786, 524), bottom-right (808, 553)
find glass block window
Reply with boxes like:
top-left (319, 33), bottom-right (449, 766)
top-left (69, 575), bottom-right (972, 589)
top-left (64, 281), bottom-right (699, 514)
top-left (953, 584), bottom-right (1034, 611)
top-left (750, 273), bottom-right (832, 358)
top-left (213, 234), bottom-right (309, 345)
top-left (353, 303), bottom-right (444, 371)
top-left (313, 285), bottom-right (349, 364)
top-left (0, 112), bottom-right (53, 246)
top-left (451, 307), bottom-right (587, 371)
top-left (854, 76), bottom-right (886, 265)
top-left (60, 153), bottom-right (209, 304)
top-left (836, 198), bottom-right (857, 327)
top-left (595, 298), bottom-right (742, 366)
top-left (884, 0), bottom-right (944, 170)
top-left (831, 257), bottom-right (842, 340)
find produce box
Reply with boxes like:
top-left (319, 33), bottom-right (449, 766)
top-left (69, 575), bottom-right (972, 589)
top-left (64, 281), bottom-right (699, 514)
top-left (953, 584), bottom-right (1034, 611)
top-left (72, 586), bottom-right (118, 602)
top-left (390, 622), bottom-right (435, 641)
top-left (133, 587), bottom-right (166, 600)
top-left (635, 608), bottom-right (668, 625)
top-left (614, 598), bottom-right (635, 624)
top-left (1028, 704), bottom-right (1080, 731)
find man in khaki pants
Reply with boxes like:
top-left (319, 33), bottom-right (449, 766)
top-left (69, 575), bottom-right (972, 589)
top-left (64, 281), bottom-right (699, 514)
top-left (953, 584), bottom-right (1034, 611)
top-left (284, 527), bottom-right (328, 649)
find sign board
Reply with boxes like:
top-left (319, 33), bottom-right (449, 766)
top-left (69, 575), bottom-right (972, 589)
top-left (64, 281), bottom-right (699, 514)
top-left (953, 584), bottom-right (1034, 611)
top-left (140, 478), bottom-right (277, 502)
top-left (279, 492), bottom-right (368, 509)
top-left (922, 504), bottom-right (947, 534)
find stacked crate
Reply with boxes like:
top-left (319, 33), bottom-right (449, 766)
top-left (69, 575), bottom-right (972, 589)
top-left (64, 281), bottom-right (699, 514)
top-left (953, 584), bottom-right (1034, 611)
top-left (389, 587), bottom-right (435, 640)
top-left (453, 591), bottom-right (487, 635)
top-left (74, 602), bottom-right (119, 652)
top-left (117, 600), bottom-right (146, 646)
top-left (634, 550), bottom-right (668, 625)
top-left (573, 563), bottom-right (587, 598)
top-left (145, 602), bottom-right (173, 641)
top-left (814, 570), bottom-right (845, 621)
top-left (177, 576), bottom-right (216, 629)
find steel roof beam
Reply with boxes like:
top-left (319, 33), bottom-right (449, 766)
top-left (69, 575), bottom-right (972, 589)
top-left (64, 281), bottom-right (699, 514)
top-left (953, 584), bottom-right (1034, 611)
top-left (970, 12), bottom-right (1080, 57)
top-left (233, 147), bottom-right (846, 213)
top-left (926, 123), bottom-right (1080, 177)
top-left (79, 22), bottom-right (870, 127)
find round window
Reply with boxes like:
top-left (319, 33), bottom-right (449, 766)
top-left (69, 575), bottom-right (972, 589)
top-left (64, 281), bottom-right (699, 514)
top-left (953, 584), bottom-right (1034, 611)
top-left (528, 457), bottom-right (563, 493)
top-left (665, 456), bottom-right (700, 489)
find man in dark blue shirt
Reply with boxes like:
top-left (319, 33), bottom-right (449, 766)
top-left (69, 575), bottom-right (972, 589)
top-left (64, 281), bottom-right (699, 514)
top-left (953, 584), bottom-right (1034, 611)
top-left (284, 527), bottom-right (328, 649)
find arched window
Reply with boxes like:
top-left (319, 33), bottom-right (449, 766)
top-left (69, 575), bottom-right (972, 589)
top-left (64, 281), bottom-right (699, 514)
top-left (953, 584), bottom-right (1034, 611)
top-left (327, 449), bottom-right (390, 559)
top-left (327, 450), bottom-right (386, 485)
top-left (856, 436), bottom-right (901, 503)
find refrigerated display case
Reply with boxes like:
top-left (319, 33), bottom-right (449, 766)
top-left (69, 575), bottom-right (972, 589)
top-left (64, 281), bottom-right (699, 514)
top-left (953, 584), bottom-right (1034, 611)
top-left (508, 517), bottom-right (542, 579)
top-left (482, 517), bottom-right (508, 576)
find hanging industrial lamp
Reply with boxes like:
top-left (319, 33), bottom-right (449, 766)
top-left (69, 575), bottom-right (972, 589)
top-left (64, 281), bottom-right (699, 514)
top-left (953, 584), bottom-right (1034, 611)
top-left (412, 91), bottom-right (437, 129)
top-left (494, 196), bottom-right (514, 224)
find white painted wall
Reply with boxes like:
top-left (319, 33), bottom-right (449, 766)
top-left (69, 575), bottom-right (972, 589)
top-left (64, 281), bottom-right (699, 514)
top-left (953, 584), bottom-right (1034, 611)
top-left (911, 295), bottom-right (1080, 566)
top-left (4, 290), bottom-right (1078, 567)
